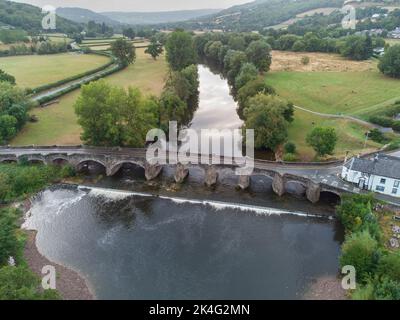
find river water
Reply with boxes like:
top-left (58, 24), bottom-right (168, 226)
top-left (22, 65), bottom-right (344, 300)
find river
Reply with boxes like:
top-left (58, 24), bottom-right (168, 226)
top-left (22, 65), bottom-right (344, 299)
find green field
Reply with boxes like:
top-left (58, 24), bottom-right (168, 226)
top-left (11, 48), bottom-right (168, 146)
top-left (265, 70), bottom-right (400, 118)
top-left (0, 53), bottom-right (110, 88)
top-left (287, 109), bottom-right (382, 161)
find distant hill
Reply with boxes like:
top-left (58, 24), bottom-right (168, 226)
top-left (164, 0), bottom-right (345, 31)
top-left (0, 0), bottom-right (81, 33)
top-left (56, 7), bottom-right (121, 27)
top-left (101, 9), bottom-right (222, 25)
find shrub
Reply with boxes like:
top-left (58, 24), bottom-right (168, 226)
top-left (301, 56), bottom-right (310, 65)
top-left (378, 45), bottom-right (400, 78)
top-left (340, 230), bottom-right (380, 283)
top-left (284, 142), bottom-right (296, 154)
top-left (283, 153), bottom-right (297, 162)
top-left (0, 265), bottom-right (60, 300)
top-left (0, 208), bottom-right (20, 266)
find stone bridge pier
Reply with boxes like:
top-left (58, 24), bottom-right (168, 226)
top-left (272, 173), bottom-right (325, 203)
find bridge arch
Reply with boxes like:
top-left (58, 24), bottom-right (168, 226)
top-left (108, 161), bottom-right (145, 177)
top-left (319, 190), bottom-right (342, 205)
top-left (76, 159), bottom-right (107, 175)
top-left (285, 180), bottom-right (307, 196)
top-left (51, 158), bottom-right (70, 166)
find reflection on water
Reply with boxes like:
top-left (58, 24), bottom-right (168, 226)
top-left (190, 65), bottom-right (243, 131)
top-left (24, 185), bottom-right (343, 300)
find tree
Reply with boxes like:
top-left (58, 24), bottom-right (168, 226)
top-left (245, 40), bottom-right (272, 72)
top-left (223, 50), bottom-right (247, 81)
top-left (74, 80), bottom-right (157, 147)
top-left (0, 115), bottom-right (17, 144)
top-left (0, 69), bottom-right (16, 85)
top-left (165, 31), bottom-right (196, 71)
top-left (340, 230), bottom-right (380, 283)
top-left (145, 39), bottom-right (164, 60)
top-left (306, 126), bottom-right (337, 157)
top-left (340, 35), bottom-right (373, 61)
top-left (237, 76), bottom-right (276, 110)
top-left (111, 39), bottom-right (136, 66)
top-left (244, 93), bottom-right (290, 151)
top-left (235, 63), bottom-right (258, 89)
top-left (123, 28), bottom-right (136, 40)
top-left (0, 208), bottom-right (19, 266)
top-left (378, 45), bottom-right (400, 78)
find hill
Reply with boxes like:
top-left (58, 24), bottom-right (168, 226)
top-left (56, 7), bottom-right (121, 27)
top-left (165, 0), bottom-right (344, 31)
top-left (101, 9), bottom-right (221, 25)
top-left (0, 0), bottom-right (81, 34)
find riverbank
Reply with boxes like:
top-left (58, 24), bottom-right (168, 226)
top-left (303, 275), bottom-right (347, 300)
top-left (20, 199), bottom-right (94, 300)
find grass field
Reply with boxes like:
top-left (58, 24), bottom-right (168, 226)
top-left (287, 109), bottom-right (382, 161)
top-left (266, 51), bottom-right (400, 160)
top-left (0, 53), bottom-right (110, 88)
top-left (11, 48), bottom-right (168, 146)
top-left (267, 52), bottom-right (400, 118)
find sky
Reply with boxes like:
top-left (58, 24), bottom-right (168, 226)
top-left (12, 0), bottom-right (252, 12)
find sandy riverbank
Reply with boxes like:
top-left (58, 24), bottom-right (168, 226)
top-left (303, 275), bottom-right (348, 300)
top-left (19, 199), bottom-right (95, 300)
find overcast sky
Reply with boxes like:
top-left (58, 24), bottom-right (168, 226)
top-left (12, 0), bottom-right (252, 12)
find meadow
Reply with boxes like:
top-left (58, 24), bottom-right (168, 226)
top-left (287, 109), bottom-right (381, 161)
top-left (266, 51), bottom-right (400, 160)
top-left (0, 53), bottom-right (110, 88)
top-left (267, 51), bottom-right (400, 118)
top-left (11, 48), bottom-right (168, 146)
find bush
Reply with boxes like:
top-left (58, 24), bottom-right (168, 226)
top-left (283, 153), bottom-right (297, 162)
top-left (284, 142), bottom-right (296, 154)
top-left (301, 56), bottom-right (310, 65)
top-left (306, 126), bottom-right (337, 157)
top-left (0, 208), bottom-right (20, 266)
top-left (368, 129), bottom-right (387, 144)
top-left (340, 230), bottom-right (380, 283)
top-left (0, 265), bottom-right (60, 300)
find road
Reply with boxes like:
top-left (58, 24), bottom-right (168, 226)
top-left (32, 63), bottom-right (120, 102)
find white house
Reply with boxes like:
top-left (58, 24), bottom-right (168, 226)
top-left (342, 154), bottom-right (400, 198)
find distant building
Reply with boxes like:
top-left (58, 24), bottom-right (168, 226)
top-left (342, 154), bottom-right (400, 197)
top-left (388, 27), bottom-right (400, 39)
top-left (373, 47), bottom-right (385, 57)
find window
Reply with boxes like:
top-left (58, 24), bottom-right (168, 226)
top-left (393, 188), bottom-right (398, 195)
top-left (376, 186), bottom-right (385, 192)
top-left (394, 181), bottom-right (400, 188)
top-left (380, 178), bottom-right (386, 184)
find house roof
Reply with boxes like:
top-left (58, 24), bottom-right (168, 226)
top-left (345, 154), bottom-right (400, 180)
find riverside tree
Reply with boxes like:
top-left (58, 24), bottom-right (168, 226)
top-left (243, 93), bottom-right (291, 151)
top-left (74, 80), bottom-right (157, 147)
top-left (245, 40), bottom-right (272, 72)
top-left (165, 30), bottom-right (196, 71)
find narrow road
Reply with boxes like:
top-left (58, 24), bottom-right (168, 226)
top-left (32, 62), bottom-right (121, 102)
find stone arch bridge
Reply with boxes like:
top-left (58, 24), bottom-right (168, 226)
top-left (0, 146), bottom-right (350, 204)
